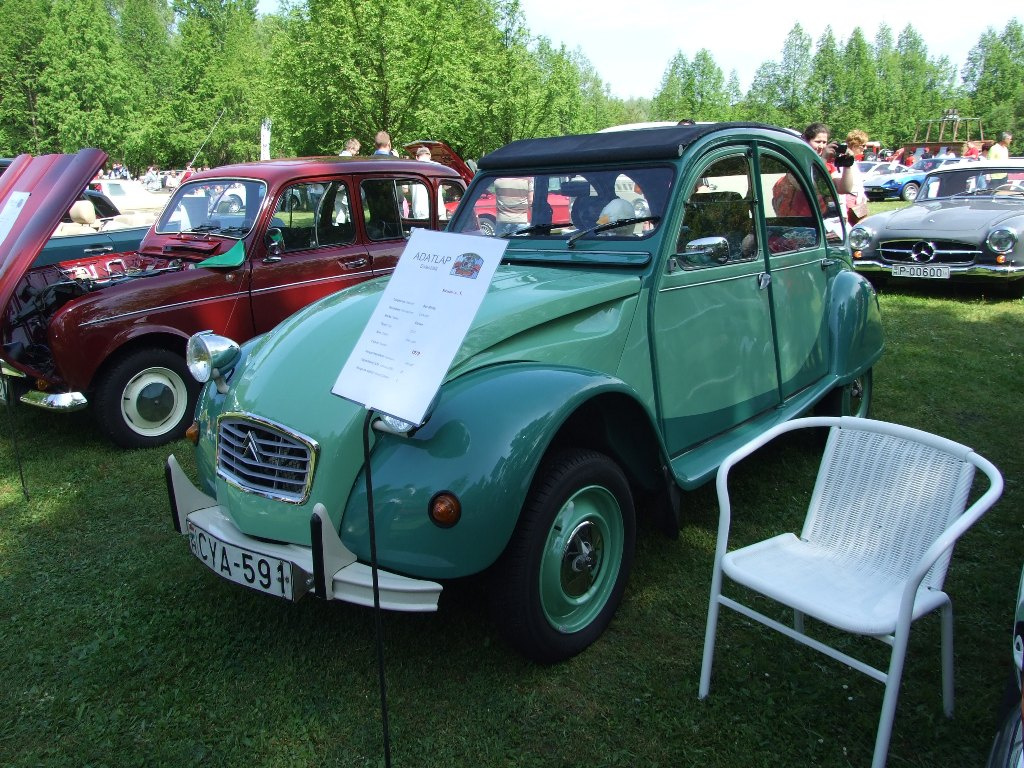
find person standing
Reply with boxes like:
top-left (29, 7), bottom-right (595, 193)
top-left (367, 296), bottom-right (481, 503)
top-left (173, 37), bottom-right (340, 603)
top-left (373, 131), bottom-right (393, 156)
top-left (339, 138), bottom-right (360, 157)
top-left (493, 177), bottom-right (533, 236)
top-left (410, 146), bottom-right (432, 219)
top-left (988, 132), bottom-right (1013, 161)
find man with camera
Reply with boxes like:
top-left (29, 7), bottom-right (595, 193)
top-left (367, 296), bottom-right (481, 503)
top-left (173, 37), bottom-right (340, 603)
top-left (772, 122), bottom-right (859, 229)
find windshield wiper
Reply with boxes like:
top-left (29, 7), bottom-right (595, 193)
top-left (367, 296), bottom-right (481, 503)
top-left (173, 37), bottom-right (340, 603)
top-left (567, 216), bottom-right (661, 248)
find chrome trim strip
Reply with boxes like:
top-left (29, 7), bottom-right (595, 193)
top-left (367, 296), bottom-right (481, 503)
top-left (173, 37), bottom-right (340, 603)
top-left (248, 271), bottom-right (374, 297)
top-left (80, 290), bottom-right (249, 327)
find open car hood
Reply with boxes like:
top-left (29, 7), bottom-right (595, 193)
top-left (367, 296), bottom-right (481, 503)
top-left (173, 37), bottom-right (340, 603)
top-left (403, 140), bottom-right (475, 185)
top-left (0, 148), bottom-right (107, 315)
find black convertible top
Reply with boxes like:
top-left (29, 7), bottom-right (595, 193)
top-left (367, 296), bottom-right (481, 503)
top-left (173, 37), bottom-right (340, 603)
top-left (478, 122), bottom-right (793, 170)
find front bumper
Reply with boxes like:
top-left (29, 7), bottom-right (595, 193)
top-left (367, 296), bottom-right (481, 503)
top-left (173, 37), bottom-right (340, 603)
top-left (0, 361), bottom-right (87, 411)
top-left (166, 454), bottom-right (442, 612)
top-left (853, 259), bottom-right (1024, 279)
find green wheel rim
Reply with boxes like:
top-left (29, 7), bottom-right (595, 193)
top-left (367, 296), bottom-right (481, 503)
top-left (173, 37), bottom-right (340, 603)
top-left (539, 484), bottom-right (624, 634)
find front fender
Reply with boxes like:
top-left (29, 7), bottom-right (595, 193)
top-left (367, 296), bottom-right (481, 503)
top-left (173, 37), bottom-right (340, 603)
top-left (339, 363), bottom-right (641, 579)
top-left (829, 269), bottom-right (884, 378)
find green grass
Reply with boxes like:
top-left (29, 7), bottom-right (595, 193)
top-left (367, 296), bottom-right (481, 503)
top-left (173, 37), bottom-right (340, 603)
top-left (2, 286), bottom-right (1022, 767)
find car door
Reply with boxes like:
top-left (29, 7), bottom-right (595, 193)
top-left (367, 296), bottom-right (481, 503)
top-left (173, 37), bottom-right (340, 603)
top-left (755, 149), bottom-right (834, 398)
top-left (652, 148), bottom-right (780, 455)
top-left (249, 177), bottom-right (372, 334)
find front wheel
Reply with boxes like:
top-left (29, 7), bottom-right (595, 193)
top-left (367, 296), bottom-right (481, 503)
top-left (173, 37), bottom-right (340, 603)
top-left (93, 348), bottom-right (200, 448)
top-left (491, 449), bottom-right (636, 663)
top-left (815, 368), bottom-right (873, 418)
top-left (901, 182), bottom-right (920, 202)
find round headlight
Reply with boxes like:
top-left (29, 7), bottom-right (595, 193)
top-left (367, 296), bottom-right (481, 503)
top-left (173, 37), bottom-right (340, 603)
top-left (987, 228), bottom-right (1017, 254)
top-left (186, 331), bottom-right (240, 383)
top-left (849, 226), bottom-right (873, 251)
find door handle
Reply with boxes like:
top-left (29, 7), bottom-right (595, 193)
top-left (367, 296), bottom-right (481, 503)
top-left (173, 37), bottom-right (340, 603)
top-left (84, 246), bottom-right (114, 255)
top-left (343, 257), bottom-right (369, 269)
top-left (821, 258), bottom-right (837, 269)
top-left (758, 272), bottom-right (771, 290)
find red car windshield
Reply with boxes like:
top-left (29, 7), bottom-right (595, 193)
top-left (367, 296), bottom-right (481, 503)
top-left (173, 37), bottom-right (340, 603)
top-left (156, 179), bottom-right (267, 238)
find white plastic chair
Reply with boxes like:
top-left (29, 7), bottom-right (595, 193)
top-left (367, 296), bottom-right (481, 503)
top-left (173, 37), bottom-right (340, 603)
top-left (698, 416), bottom-right (1003, 768)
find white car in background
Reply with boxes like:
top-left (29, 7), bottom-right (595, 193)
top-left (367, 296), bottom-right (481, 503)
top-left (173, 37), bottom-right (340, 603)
top-left (88, 178), bottom-right (169, 213)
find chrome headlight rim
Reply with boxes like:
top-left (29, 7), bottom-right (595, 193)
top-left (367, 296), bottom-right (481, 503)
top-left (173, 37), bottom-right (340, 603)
top-left (849, 226), bottom-right (873, 251)
top-left (987, 228), bottom-right (1018, 254)
top-left (186, 330), bottom-right (241, 384)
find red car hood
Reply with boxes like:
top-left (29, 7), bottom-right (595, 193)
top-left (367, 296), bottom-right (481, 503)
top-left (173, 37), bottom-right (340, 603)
top-left (0, 148), bottom-right (107, 313)
top-left (403, 140), bottom-right (475, 185)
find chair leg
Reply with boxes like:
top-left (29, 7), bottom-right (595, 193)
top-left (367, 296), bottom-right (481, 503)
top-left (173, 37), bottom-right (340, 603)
top-left (941, 600), bottom-right (955, 717)
top-left (872, 630), bottom-right (911, 768)
top-left (699, 575), bottom-right (725, 699)
top-left (794, 609), bottom-right (804, 634)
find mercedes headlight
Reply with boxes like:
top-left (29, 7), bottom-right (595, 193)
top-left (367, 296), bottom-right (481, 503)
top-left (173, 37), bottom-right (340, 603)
top-left (987, 228), bottom-right (1017, 254)
top-left (849, 226), bottom-right (873, 251)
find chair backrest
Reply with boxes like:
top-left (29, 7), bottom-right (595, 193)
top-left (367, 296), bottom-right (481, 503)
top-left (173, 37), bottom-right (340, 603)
top-left (802, 424), bottom-right (977, 591)
top-left (69, 199), bottom-right (97, 226)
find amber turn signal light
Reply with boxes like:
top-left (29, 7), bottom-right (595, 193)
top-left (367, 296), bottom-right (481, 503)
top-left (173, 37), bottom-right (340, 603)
top-left (852, 250), bottom-right (863, 259)
top-left (429, 492), bottom-right (461, 528)
top-left (185, 421), bottom-right (200, 445)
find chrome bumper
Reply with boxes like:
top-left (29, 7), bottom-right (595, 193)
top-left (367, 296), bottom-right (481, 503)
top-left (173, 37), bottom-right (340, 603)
top-left (853, 260), bottom-right (1024, 278)
top-left (165, 454), bottom-right (442, 612)
top-left (0, 361), bottom-right (87, 411)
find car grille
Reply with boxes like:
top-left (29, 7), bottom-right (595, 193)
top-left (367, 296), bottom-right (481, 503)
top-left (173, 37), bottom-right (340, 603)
top-left (878, 239), bottom-right (981, 266)
top-left (217, 416), bottom-right (317, 503)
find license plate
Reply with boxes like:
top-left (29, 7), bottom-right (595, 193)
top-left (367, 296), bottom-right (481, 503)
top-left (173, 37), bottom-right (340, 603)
top-left (892, 264), bottom-right (950, 280)
top-left (187, 520), bottom-right (295, 599)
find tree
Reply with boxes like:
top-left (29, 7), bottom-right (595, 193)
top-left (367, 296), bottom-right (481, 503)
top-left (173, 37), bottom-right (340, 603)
top-left (0, 0), bottom-right (50, 153)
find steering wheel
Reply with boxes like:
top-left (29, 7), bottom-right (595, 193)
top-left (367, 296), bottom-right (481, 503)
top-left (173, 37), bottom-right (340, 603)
top-left (993, 183), bottom-right (1024, 196)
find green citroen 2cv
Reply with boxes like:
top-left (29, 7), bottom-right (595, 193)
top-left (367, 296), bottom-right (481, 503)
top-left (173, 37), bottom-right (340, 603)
top-left (168, 122), bottom-right (883, 662)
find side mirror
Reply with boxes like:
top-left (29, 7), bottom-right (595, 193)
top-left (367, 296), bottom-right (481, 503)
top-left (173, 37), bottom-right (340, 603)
top-left (265, 227), bottom-right (284, 262)
top-left (683, 236), bottom-right (730, 266)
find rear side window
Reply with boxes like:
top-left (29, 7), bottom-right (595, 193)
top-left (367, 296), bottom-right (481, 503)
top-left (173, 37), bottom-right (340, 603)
top-left (360, 179), bottom-right (404, 241)
top-left (759, 154), bottom-right (821, 255)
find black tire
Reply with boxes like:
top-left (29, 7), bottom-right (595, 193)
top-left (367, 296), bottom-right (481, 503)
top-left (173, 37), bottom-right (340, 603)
top-left (478, 215), bottom-right (496, 236)
top-left (93, 348), bottom-right (200, 448)
top-left (901, 182), bottom-right (920, 202)
top-left (986, 677), bottom-right (1023, 768)
top-left (815, 368), bottom-right (873, 418)
top-left (491, 448), bottom-right (636, 663)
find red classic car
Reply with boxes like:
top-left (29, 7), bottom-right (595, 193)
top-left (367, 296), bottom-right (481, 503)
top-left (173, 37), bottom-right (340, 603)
top-left (0, 149), bottom-right (465, 447)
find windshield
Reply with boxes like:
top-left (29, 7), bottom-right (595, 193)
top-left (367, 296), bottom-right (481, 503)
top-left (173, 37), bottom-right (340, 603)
top-left (155, 179), bottom-right (267, 237)
top-left (921, 168), bottom-right (1024, 200)
top-left (448, 167), bottom-right (674, 245)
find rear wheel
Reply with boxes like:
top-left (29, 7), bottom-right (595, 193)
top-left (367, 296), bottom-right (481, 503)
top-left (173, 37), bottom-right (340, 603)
top-left (815, 368), bottom-right (873, 418)
top-left (491, 449), bottom-right (635, 663)
top-left (93, 348), bottom-right (200, 448)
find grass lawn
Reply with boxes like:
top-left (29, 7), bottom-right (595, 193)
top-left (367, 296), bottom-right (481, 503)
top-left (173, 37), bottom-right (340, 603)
top-left (1, 283), bottom-right (1022, 767)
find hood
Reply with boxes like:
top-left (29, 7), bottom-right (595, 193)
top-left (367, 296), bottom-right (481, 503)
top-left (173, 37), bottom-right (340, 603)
top-left (0, 149), bottom-right (106, 315)
top-left (877, 199), bottom-right (1024, 234)
top-left (224, 265), bottom-right (641, 436)
top-left (402, 140), bottom-right (475, 184)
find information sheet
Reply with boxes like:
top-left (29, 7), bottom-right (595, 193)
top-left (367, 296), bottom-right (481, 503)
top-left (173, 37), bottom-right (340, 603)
top-left (332, 229), bottom-right (507, 425)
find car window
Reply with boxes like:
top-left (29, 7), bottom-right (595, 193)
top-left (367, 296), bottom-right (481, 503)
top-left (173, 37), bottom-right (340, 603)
top-left (272, 182), bottom-right (323, 252)
top-left (759, 154), bottom-right (821, 254)
top-left (360, 179), bottom-right (404, 241)
top-left (403, 179), bottom-right (431, 223)
top-left (812, 165), bottom-right (845, 242)
top-left (316, 181), bottom-right (356, 246)
top-left (438, 180), bottom-right (463, 221)
top-left (449, 166), bottom-right (673, 246)
top-left (156, 179), bottom-right (266, 238)
top-left (675, 154), bottom-right (757, 269)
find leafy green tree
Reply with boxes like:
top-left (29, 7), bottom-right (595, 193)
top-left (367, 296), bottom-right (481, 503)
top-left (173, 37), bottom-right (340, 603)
top-left (36, 0), bottom-right (138, 158)
top-left (964, 21), bottom-right (1024, 150)
top-left (0, 0), bottom-right (50, 153)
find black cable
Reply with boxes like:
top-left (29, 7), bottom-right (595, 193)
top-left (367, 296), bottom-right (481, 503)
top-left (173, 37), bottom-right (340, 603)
top-left (3, 377), bottom-right (29, 501)
top-left (362, 408), bottom-right (391, 767)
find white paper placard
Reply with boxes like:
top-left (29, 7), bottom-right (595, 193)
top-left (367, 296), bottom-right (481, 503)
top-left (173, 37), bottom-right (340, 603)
top-left (0, 192), bottom-right (30, 248)
top-left (332, 229), bottom-right (507, 424)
